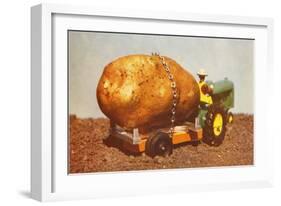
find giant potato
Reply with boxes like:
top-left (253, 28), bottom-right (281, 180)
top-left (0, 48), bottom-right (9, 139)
top-left (96, 54), bottom-right (200, 133)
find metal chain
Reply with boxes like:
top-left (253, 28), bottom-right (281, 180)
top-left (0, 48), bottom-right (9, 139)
top-left (152, 52), bottom-right (178, 138)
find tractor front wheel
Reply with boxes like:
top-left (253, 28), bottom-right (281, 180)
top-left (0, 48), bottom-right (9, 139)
top-left (227, 112), bottom-right (234, 124)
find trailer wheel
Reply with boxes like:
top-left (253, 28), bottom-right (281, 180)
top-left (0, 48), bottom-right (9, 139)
top-left (146, 132), bottom-right (173, 157)
top-left (203, 105), bottom-right (227, 146)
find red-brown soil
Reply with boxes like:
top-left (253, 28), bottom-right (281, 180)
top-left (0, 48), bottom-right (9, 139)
top-left (69, 114), bottom-right (253, 173)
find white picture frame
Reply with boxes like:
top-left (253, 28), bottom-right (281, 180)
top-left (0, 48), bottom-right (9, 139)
top-left (31, 3), bottom-right (274, 202)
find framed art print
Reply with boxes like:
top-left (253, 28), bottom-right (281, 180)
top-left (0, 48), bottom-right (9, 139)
top-left (31, 3), bottom-right (274, 201)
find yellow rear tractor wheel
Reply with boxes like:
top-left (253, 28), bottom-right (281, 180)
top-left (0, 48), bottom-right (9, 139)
top-left (213, 113), bottom-right (223, 136)
top-left (203, 105), bottom-right (226, 146)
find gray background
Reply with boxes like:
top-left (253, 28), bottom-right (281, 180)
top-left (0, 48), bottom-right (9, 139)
top-left (69, 31), bottom-right (254, 118)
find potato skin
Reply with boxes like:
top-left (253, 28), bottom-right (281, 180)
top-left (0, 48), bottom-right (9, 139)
top-left (97, 54), bottom-right (200, 133)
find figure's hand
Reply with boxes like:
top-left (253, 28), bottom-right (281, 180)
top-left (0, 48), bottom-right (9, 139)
top-left (201, 84), bottom-right (213, 95)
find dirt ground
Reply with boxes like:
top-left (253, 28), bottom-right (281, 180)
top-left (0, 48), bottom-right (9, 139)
top-left (69, 114), bottom-right (253, 173)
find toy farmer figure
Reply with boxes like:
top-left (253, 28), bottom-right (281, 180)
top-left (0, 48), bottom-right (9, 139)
top-left (197, 69), bottom-right (213, 106)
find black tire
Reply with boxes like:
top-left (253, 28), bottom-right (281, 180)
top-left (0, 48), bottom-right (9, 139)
top-left (203, 105), bottom-right (227, 146)
top-left (103, 135), bottom-right (121, 147)
top-left (146, 132), bottom-right (173, 157)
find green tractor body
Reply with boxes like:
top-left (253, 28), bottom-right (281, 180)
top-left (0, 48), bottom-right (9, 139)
top-left (197, 78), bottom-right (234, 146)
top-left (209, 78), bottom-right (234, 110)
top-left (198, 78), bottom-right (234, 128)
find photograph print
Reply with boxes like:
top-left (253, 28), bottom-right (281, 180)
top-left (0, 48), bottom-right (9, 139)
top-left (68, 30), bottom-right (254, 173)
